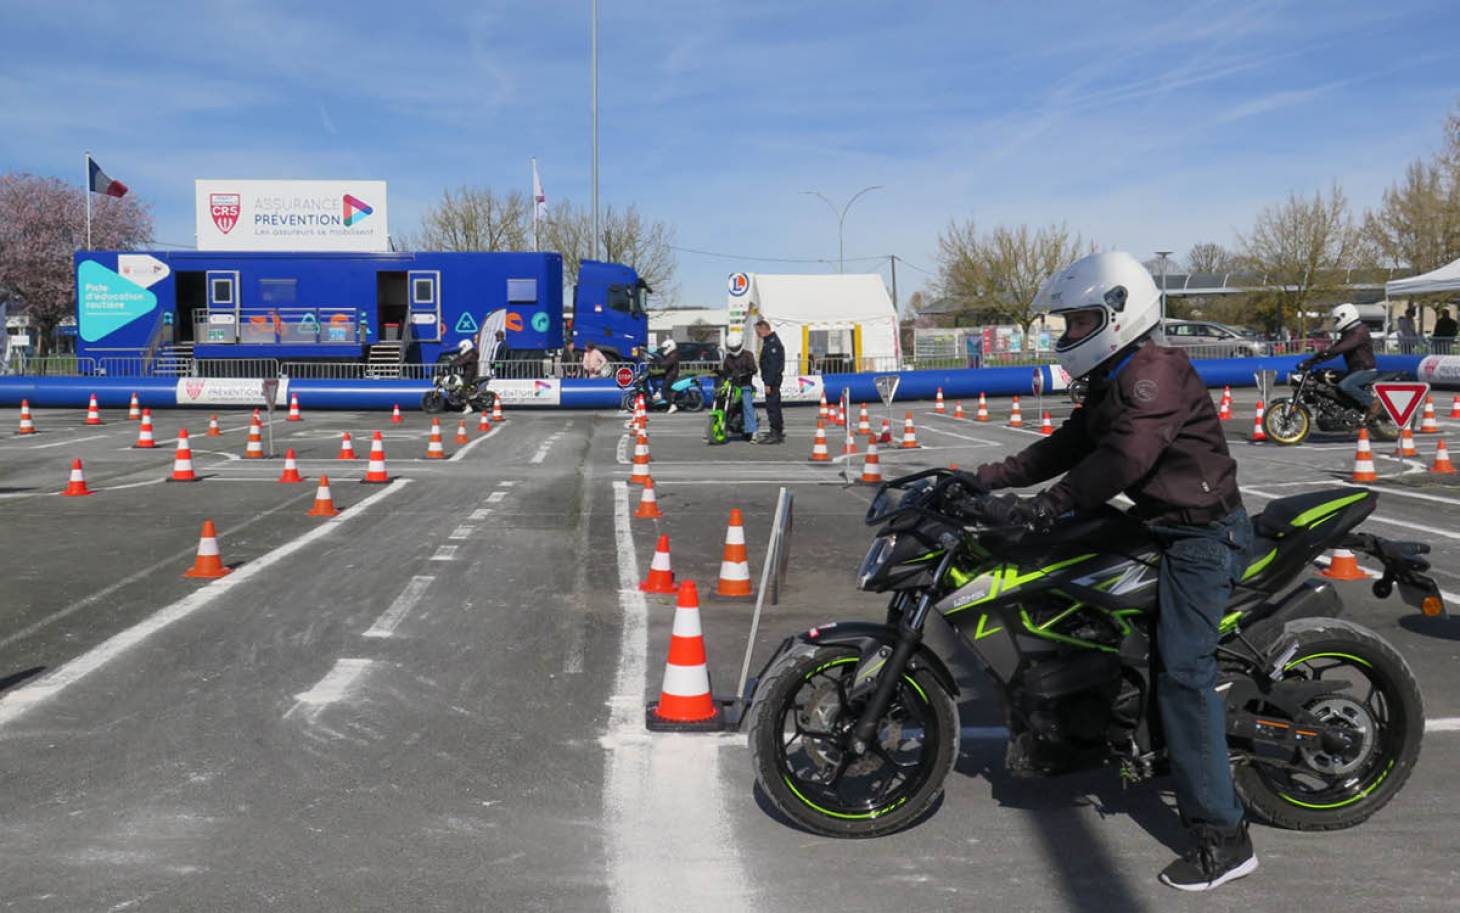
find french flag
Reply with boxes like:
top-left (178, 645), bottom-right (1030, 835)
top-left (88, 156), bottom-right (128, 198)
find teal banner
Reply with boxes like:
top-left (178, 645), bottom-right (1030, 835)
top-left (78, 260), bottom-right (157, 342)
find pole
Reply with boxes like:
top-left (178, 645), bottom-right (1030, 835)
top-left (889, 255), bottom-right (899, 315)
top-left (802, 186), bottom-right (883, 274)
top-left (84, 150), bottom-right (92, 251)
top-left (531, 157), bottom-right (539, 252)
top-left (1155, 250), bottom-right (1173, 324)
top-left (590, 0), bottom-right (599, 261)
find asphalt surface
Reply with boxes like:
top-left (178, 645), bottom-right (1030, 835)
top-left (1, 389), bottom-right (1459, 912)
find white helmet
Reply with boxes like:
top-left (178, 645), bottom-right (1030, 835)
top-left (660, 338), bottom-right (677, 355)
top-left (458, 339), bottom-right (474, 354)
top-left (1331, 303), bottom-right (1361, 331)
top-left (726, 331), bottom-right (744, 355)
top-left (1032, 251), bottom-right (1162, 380)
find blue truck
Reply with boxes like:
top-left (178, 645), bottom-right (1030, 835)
top-left (73, 250), bottom-right (649, 372)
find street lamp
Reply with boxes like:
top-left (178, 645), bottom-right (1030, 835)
top-left (1155, 250), bottom-right (1173, 324)
top-left (803, 186), bottom-right (884, 273)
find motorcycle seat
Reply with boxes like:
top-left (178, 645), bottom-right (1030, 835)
top-left (1251, 487), bottom-right (1375, 539)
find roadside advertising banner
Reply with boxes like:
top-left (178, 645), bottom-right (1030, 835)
top-left (491, 378), bottom-right (562, 406)
top-left (194, 180), bottom-right (389, 251)
top-left (175, 377), bottom-right (290, 406)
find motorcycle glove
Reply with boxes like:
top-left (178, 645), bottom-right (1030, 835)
top-left (980, 493), bottom-right (1058, 533)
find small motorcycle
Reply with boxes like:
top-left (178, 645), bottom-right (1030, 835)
top-left (1264, 369), bottom-right (1400, 445)
top-left (706, 375), bottom-right (747, 444)
top-left (619, 367), bottom-right (706, 413)
top-left (421, 369), bottom-right (496, 415)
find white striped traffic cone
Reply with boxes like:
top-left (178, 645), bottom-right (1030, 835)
top-left (1419, 397), bottom-right (1439, 433)
top-left (244, 415), bottom-right (264, 459)
top-left (715, 509), bottom-right (753, 598)
top-left (307, 475), bottom-right (340, 517)
top-left (809, 421), bottom-right (831, 463)
top-left (860, 442), bottom-right (883, 484)
top-left (425, 418), bottom-right (446, 459)
top-left (639, 534), bottom-right (677, 593)
top-left (901, 412), bottom-right (920, 449)
top-left (17, 400), bottom-right (36, 435)
top-left (934, 387), bottom-right (946, 413)
top-left (287, 394), bottom-right (302, 422)
top-left (646, 580), bottom-right (722, 730)
top-left (1039, 411), bottom-right (1053, 435)
top-left (975, 392), bottom-right (990, 422)
top-left (277, 448), bottom-right (304, 483)
top-left (134, 409), bottom-right (156, 448)
top-left (85, 393), bottom-right (103, 425)
top-left (169, 429), bottom-right (198, 482)
top-left (634, 476), bottom-right (663, 519)
top-left (1008, 396), bottom-right (1024, 427)
top-left (206, 414), bottom-right (221, 437)
top-left (1396, 426), bottom-right (1417, 458)
top-left (362, 431), bottom-right (390, 483)
top-left (127, 392), bottom-right (141, 420)
top-left (337, 431), bottom-right (358, 460)
top-left (1250, 400), bottom-right (1267, 443)
top-left (1352, 428), bottom-right (1378, 482)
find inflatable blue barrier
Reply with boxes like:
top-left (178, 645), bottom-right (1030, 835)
top-left (0, 354), bottom-right (1428, 411)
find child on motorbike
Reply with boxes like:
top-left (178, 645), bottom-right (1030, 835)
top-left (721, 333), bottom-right (758, 442)
top-left (966, 251), bottom-right (1257, 892)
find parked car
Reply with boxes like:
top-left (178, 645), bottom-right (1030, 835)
top-left (1161, 320), bottom-right (1266, 357)
top-left (673, 340), bottom-right (723, 368)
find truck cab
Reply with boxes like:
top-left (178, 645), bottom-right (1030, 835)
top-left (572, 259), bottom-right (649, 361)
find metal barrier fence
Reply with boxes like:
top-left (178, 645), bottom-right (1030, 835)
top-left (3, 354), bottom-right (99, 376)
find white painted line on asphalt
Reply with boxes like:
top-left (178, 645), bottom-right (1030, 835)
top-left (486, 491), bottom-right (507, 503)
top-left (25, 434), bottom-right (108, 450)
top-left (363, 576), bottom-right (435, 639)
top-left (447, 422), bottom-right (502, 462)
top-left (430, 545), bottom-right (458, 561)
top-left (449, 526), bottom-right (475, 540)
top-left (603, 480), bottom-right (754, 913)
top-left (1244, 486), bottom-right (1460, 542)
top-left (499, 480), bottom-right (517, 487)
top-left (615, 434), bottom-right (629, 465)
top-left (284, 658), bottom-right (375, 719)
top-left (654, 479), bottom-right (848, 486)
top-left (0, 479), bottom-right (412, 728)
top-left (1428, 718), bottom-right (1460, 732)
top-left (469, 508), bottom-right (492, 520)
top-left (530, 442), bottom-right (552, 464)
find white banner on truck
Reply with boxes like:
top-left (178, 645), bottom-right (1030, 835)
top-left (490, 378), bottom-right (561, 406)
top-left (175, 377), bottom-right (290, 406)
top-left (750, 375), bottom-right (824, 403)
top-left (194, 180), bottom-right (389, 251)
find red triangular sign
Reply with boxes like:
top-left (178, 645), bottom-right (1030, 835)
top-left (1373, 382), bottom-right (1430, 428)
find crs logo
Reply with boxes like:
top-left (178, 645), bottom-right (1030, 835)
top-left (210, 193), bottom-right (241, 234)
top-left (728, 272), bottom-right (750, 297)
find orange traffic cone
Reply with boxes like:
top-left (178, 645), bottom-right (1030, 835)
top-left (841, 427), bottom-right (859, 456)
top-left (1432, 440), bottom-right (1457, 474)
top-left (17, 400), bottom-right (36, 435)
top-left (425, 418), bottom-right (446, 459)
top-left (818, 392), bottom-right (829, 422)
top-left (1320, 549), bottom-right (1367, 581)
top-left (639, 534), bottom-right (677, 593)
top-left (133, 409), bottom-right (156, 448)
top-left (206, 414), bottom-right (221, 437)
top-left (629, 450), bottom-right (652, 485)
top-left (477, 412), bottom-right (492, 433)
top-left (127, 392), bottom-right (141, 420)
top-left (901, 412), bottom-right (920, 449)
top-left (860, 442), bottom-right (883, 484)
top-left (1250, 401), bottom-right (1267, 443)
top-left (633, 432), bottom-right (652, 465)
top-left (307, 474), bottom-right (340, 517)
top-left (183, 520), bottom-right (231, 579)
top-left (337, 431), bottom-right (358, 460)
top-left (935, 387), bottom-right (946, 414)
top-left (1039, 411), bottom-right (1054, 435)
top-left (277, 448), bottom-right (305, 483)
top-left (809, 421), bottom-right (831, 463)
top-left (1450, 395), bottom-right (1460, 419)
top-left (953, 401), bottom-right (965, 420)
top-left (975, 392), bottom-right (990, 422)
top-left (646, 580), bottom-right (723, 730)
top-left (1008, 396), bottom-right (1024, 427)
top-left (634, 477), bottom-right (663, 519)
top-left (85, 393), bottom-right (103, 425)
top-left (1218, 386), bottom-right (1233, 421)
top-left (1419, 397), bottom-right (1440, 433)
top-left (455, 419), bottom-right (470, 444)
top-left (169, 429), bottom-right (198, 482)
top-left (716, 508), bottom-right (753, 598)
top-left (391, 404), bottom-right (403, 424)
top-left (878, 418), bottom-right (893, 444)
top-left (492, 398), bottom-right (505, 423)
top-left (362, 432), bottom-right (390, 483)
top-left (61, 458), bottom-right (93, 496)
top-left (1396, 426), bottom-right (1417, 458)
top-left (243, 415), bottom-right (264, 459)
top-left (857, 405), bottom-right (872, 438)
top-left (1351, 428), bottom-right (1378, 482)
top-left (287, 393), bottom-right (302, 422)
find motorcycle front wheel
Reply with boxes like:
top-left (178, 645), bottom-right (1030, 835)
top-left (1264, 398), bottom-right (1311, 445)
top-left (421, 390), bottom-right (446, 414)
top-left (748, 648), bottom-right (959, 838)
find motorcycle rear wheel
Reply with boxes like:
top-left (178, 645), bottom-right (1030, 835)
top-left (748, 648), bottom-right (959, 838)
top-left (1233, 619), bottom-right (1423, 831)
top-left (1263, 398), bottom-right (1311, 445)
top-left (421, 390), bottom-right (446, 414)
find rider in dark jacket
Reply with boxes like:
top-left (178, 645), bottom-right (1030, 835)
top-left (1298, 304), bottom-right (1379, 421)
top-left (970, 252), bottom-right (1257, 893)
top-left (451, 339), bottom-right (480, 383)
top-left (753, 318), bottom-right (785, 443)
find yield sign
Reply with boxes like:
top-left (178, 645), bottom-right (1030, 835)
top-left (1374, 382), bottom-right (1430, 427)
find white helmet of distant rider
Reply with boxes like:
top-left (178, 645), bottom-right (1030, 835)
top-left (1031, 251), bottom-right (1163, 380)
top-left (458, 339), bottom-right (474, 354)
top-left (660, 338), bottom-right (677, 355)
top-left (1330, 303), bottom-right (1361, 332)
top-left (726, 331), bottom-right (744, 355)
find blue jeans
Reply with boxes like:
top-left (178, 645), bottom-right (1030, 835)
top-left (1149, 507), bottom-right (1252, 828)
top-left (741, 388), bottom-right (758, 436)
top-left (1338, 369), bottom-right (1379, 407)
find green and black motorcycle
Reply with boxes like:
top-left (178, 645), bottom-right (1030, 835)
top-left (747, 469), bottom-right (1443, 838)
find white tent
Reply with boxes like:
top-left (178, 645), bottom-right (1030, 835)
top-left (1385, 257), bottom-right (1460, 297)
top-left (732, 273), bottom-right (899, 374)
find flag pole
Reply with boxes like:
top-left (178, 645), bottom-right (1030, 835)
top-left (84, 150), bottom-right (92, 251)
top-left (531, 157), bottom-right (539, 252)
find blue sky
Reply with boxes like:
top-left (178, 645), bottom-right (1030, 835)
top-left (3, 1), bottom-right (1458, 309)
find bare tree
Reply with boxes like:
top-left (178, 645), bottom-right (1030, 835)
top-left (410, 186), bottom-right (531, 252)
top-left (539, 200), bottom-right (677, 303)
top-left (1185, 242), bottom-right (1237, 274)
top-left (1238, 183), bottom-right (1364, 336)
top-left (0, 172), bottom-right (153, 355)
top-left (1364, 160), bottom-right (1460, 273)
top-left (935, 220), bottom-right (1089, 348)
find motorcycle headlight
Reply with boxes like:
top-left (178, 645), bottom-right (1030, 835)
top-left (857, 534), bottom-right (898, 590)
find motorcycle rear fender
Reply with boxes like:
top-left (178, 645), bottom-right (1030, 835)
top-left (1239, 579), bottom-right (1343, 651)
top-left (749, 622), bottom-right (960, 706)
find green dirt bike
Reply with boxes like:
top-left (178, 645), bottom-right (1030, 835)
top-left (706, 375), bottom-right (748, 444)
top-left (747, 469), bottom-right (1442, 838)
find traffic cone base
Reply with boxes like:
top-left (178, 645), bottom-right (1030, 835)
top-left (307, 475), bottom-right (340, 516)
top-left (646, 580), bottom-right (724, 731)
top-left (183, 520), bottom-right (231, 579)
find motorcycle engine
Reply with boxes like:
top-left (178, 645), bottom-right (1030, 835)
top-left (1014, 652), bottom-right (1122, 745)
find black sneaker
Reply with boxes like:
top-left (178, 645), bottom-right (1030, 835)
top-left (742, 433), bottom-right (754, 442)
top-left (1160, 823), bottom-right (1258, 892)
